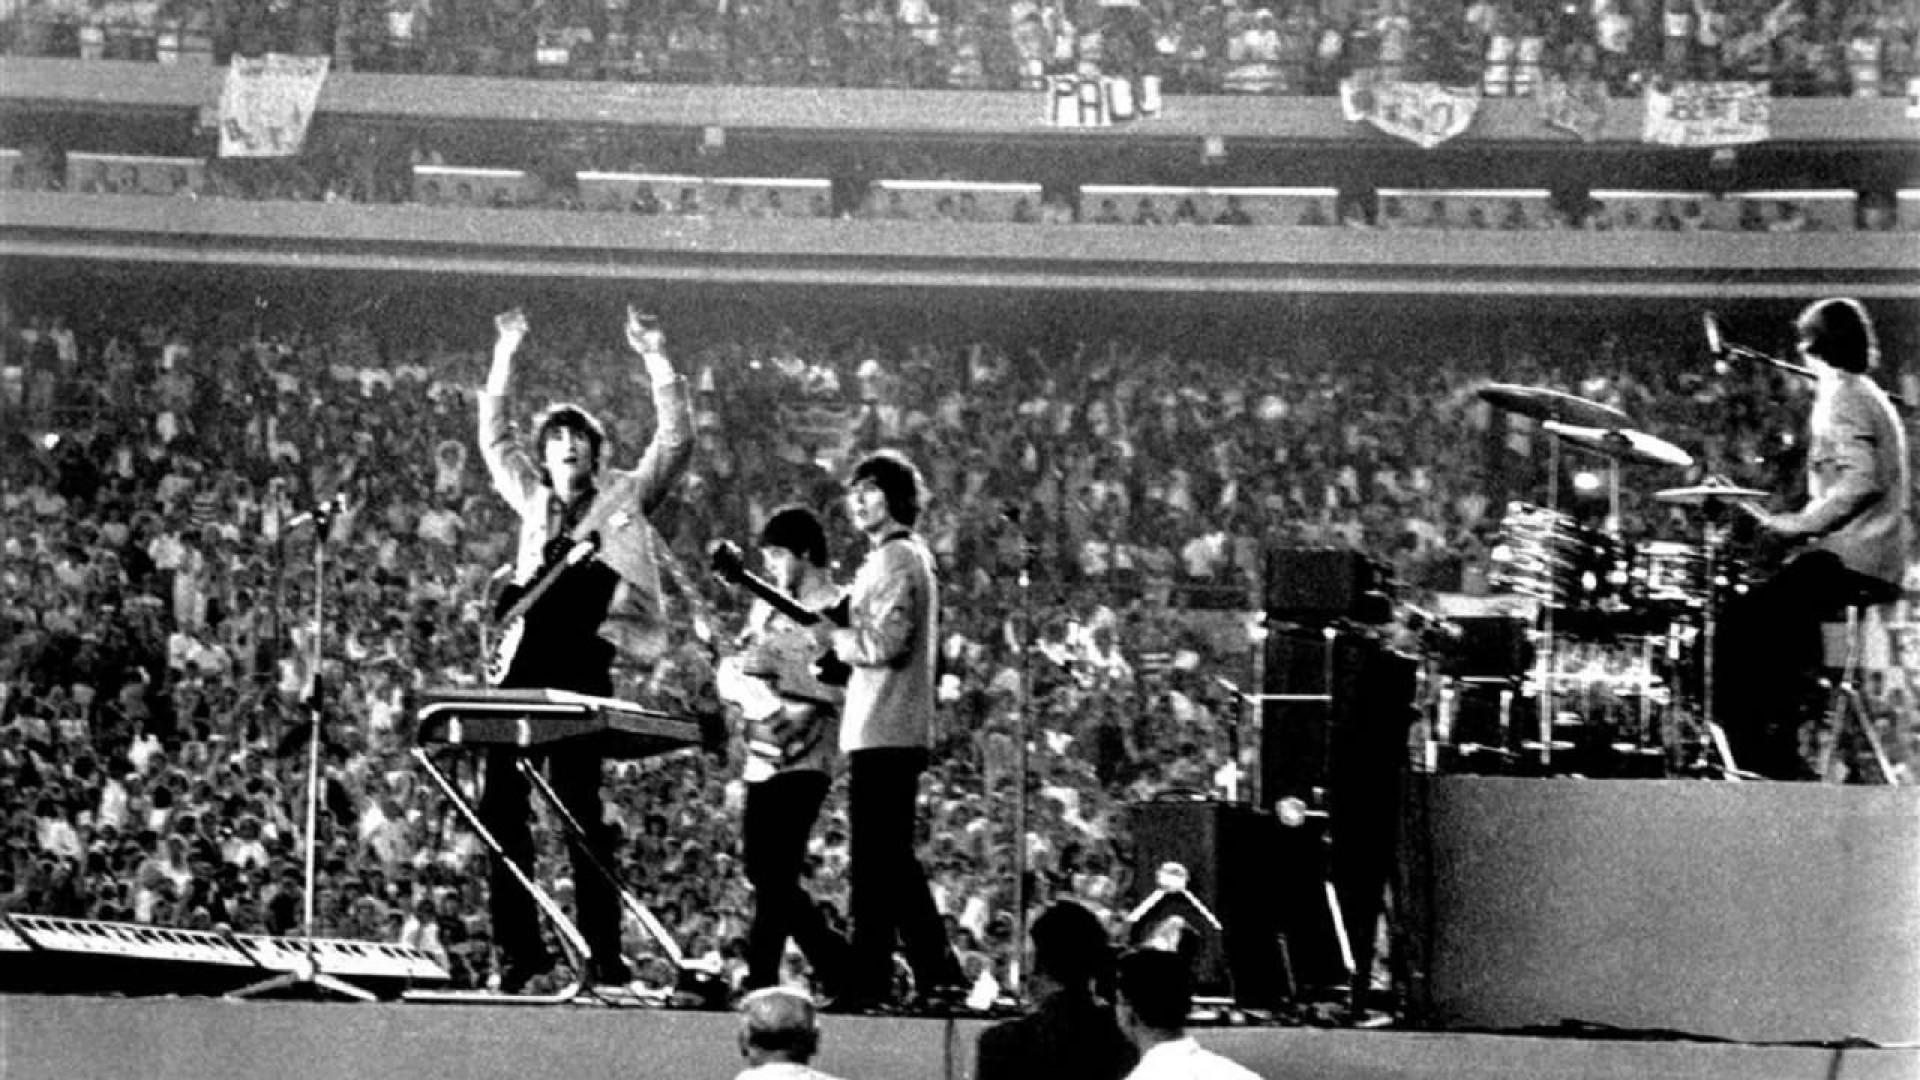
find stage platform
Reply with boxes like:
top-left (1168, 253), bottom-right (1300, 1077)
top-left (2, 993), bottom-right (1917, 1080)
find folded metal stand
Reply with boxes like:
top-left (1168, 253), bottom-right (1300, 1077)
top-left (403, 747), bottom-right (691, 1004)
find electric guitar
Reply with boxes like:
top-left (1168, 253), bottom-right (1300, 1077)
top-left (487, 534), bottom-right (600, 686)
top-left (708, 540), bottom-right (852, 687)
top-left (708, 539), bottom-right (849, 769)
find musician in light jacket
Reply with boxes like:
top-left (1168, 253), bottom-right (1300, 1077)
top-left (475, 305), bottom-right (691, 992)
top-left (819, 450), bottom-right (965, 1008)
top-left (1721, 297), bottom-right (1912, 780)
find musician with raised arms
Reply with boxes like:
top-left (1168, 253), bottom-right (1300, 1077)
top-left (715, 505), bottom-right (854, 997)
top-left (1719, 297), bottom-right (1911, 780)
top-left (477, 304), bottom-right (692, 992)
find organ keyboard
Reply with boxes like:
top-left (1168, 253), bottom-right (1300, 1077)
top-left (415, 686), bottom-right (700, 760)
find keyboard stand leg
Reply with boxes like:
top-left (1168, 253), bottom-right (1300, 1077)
top-left (403, 747), bottom-right (587, 1004)
top-left (521, 761), bottom-right (689, 990)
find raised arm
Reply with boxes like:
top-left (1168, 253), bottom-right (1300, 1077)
top-left (623, 306), bottom-right (694, 515)
top-left (477, 308), bottom-right (542, 507)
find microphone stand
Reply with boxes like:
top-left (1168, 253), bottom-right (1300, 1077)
top-left (1007, 508), bottom-right (1035, 1001)
top-left (230, 496), bottom-right (373, 1001)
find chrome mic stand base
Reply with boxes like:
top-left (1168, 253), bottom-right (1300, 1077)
top-left (227, 959), bottom-right (378, 1003)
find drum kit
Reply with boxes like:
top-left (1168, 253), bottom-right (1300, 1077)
top-left (1451, 383), bottom-right (1769, 777)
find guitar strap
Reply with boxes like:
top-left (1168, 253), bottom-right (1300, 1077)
top-left (542, 483), bottom-right (598, 565)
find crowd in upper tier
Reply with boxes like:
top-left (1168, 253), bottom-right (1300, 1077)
top-left (0, 293), bottom-right (1912, 993)
top-left (3, 0), bottom-right (1914, 97)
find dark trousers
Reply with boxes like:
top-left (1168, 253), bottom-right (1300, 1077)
top-left (484, 637), bottom-right (623, 974)
top-left (742, 769), bottom-right (846, 991)
top-left (846, 746), bottom-right (962, 1000)
top-left (1714, 551), bottom-right (1895, 780)
top-left (479, 744), bottom-right (624, 972)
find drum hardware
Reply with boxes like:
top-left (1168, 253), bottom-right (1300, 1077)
top-left (1654, 479), bottom-right (1768, 777)
top-left (1479, 383), bottom-right (1643, 769)
top-left (1476, 383), bottom-right (1633, 431)
top-left (1540, 422), bottom-right (1695, 471)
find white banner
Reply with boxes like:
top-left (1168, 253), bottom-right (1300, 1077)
top-left (1339, 76), bottom-right (1479, 149)
top-left (1908, 77), bottom-right (1920, 120)
top-left (1642, 81), bottom-right (1769, 146)
top-left (1043, 74), bottom-right (1150, 128)
top-left (218, 53), bottom-right (330, 158)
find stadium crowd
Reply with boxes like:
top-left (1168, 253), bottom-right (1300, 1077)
top-left (1, 0), bottom-right (1913, 97)
top-left (0, 293), bottom-right (1913, 996)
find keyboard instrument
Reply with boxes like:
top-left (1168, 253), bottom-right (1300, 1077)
top-left (415, 687), bottom-right (700, 760)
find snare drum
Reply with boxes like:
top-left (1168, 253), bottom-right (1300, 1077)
top-left (1488, 502), bottom-right (1614, 610)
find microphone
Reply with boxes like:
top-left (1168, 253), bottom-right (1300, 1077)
top-left (1703, 312), bottom-right (1818, 383)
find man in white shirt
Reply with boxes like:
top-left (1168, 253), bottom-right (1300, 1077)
top-left (733, 987), bottom-right (847, 1080)
top-left (1116, 950), bottom-right (1261, 1080)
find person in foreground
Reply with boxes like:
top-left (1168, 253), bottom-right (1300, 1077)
top-left (975, 899), bottom-right (1138, 1080)
top-left (733, 987), bottom-right (847, 1080)
top-left (1115, 949), bottom-right (1262, 1080)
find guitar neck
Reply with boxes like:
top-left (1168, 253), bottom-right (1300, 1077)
top-left (502, 537), bottom-right (597, 625)
top-left (736, 570), bottom-right (822, 627)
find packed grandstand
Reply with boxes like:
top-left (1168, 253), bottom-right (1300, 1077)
top-left (0, 10), bottom-right (1914, 1001)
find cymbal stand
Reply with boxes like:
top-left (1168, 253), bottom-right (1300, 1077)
top-left (1695, 513), bottom-right (1739, 776)
top-left (1536, 435), bottom-right (1561, 769)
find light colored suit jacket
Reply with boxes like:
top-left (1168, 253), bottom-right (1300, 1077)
top-left (830, 530), bottom-right (938, 753)
top-left (1777, 370), bottom-right (1911, 587)
top-left (478, 375), bottom-right (693, 659)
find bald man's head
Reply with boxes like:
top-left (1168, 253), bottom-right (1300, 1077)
top-left (738, 987), bottom-right (821, 1064)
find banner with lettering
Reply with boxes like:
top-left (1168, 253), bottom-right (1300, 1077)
top-left (1339, 76), bottom-right (1480, 149)
top-left (1642, 81), bottom-right (1769, 146)
top-left (1045, 74), bottom-right (1143, 128)
top-left (218, 53), bottom-right (330, 158)
top-left (1538, 75), bottom-right (1608, 142)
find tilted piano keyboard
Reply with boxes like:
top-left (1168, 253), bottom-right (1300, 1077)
top-left (415, 686), bottom-right (701, 760)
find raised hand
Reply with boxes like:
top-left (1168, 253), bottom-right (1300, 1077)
top-left (495, 308), bottom-right (529, 345)
top-left (625, 305), bottom-right (664, 356)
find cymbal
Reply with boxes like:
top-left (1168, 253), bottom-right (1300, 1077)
top-left (1478, 383), bottom-right (1633, 431)
top-left (1654, 480), bottom-right (1770, 505)
top-left (1542, 421), bottom-right (1694, 469)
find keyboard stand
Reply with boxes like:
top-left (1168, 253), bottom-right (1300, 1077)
top-left (403, 746), bottom-right (586, 1005)
top-left (520, 761), bottom-right (687, 973)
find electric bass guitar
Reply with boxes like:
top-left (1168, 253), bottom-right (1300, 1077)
top-left (487, 534), bottom-right (600, 686)
top-left (708, 539), bottom-right (850, 769)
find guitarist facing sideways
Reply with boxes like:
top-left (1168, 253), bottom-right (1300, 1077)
top-left (477, 304), bottom-right (692, 993)
top-left (714, 506), bottom-right (855, 997)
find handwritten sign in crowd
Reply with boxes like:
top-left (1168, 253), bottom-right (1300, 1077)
top-left (1339, 76), bottom-right (1480, 149)
top-left (218, 53), bottom-right (331, 158)
top-left (1643, 81), bottom-right (1771, 146)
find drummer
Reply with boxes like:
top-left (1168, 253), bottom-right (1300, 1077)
top-left (1715, 298), bottom-right (1911, 780)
